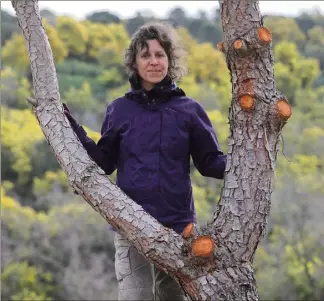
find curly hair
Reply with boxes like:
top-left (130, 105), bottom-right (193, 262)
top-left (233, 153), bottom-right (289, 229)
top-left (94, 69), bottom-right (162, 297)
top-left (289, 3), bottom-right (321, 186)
top-left (124, 21), bottom-right (188, 82)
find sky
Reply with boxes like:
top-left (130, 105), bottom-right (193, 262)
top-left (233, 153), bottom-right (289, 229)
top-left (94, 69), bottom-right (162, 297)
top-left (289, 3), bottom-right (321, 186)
top-left (2, 1), bottom-right (324, 20)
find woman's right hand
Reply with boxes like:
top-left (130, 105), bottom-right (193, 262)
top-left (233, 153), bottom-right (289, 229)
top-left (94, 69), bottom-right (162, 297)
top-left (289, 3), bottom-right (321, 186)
top-left (63, 103), bottom-right (79, 129)
top-left (62, 103), bottom-right (88, 145)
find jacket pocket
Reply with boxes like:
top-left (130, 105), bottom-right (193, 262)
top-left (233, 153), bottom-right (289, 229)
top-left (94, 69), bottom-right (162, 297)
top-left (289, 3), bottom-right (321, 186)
top-left (162, 109), bottom-right (189, 159)
top-left (114, 233), bottom-right (131, 281)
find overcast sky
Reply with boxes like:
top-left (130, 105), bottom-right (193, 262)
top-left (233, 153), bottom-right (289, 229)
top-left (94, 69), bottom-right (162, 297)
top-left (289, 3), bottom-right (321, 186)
top-left (2, 1), bottom-right (324, 20)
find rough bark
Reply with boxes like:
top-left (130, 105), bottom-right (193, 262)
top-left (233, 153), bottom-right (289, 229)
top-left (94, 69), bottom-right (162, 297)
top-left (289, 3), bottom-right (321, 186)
top-left (11, 0), bottom-right (290, 300)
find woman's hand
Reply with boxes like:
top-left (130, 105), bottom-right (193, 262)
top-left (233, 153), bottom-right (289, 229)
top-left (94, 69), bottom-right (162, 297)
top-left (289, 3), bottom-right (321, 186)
top-left (63, 103), bottom-right (79, 129)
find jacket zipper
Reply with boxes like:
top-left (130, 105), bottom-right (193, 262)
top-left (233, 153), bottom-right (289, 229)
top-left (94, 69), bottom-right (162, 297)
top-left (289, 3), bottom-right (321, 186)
top-left (158, 108), bottom-right (162, 197)
top-left (150, 98), bottom-right (161, 198)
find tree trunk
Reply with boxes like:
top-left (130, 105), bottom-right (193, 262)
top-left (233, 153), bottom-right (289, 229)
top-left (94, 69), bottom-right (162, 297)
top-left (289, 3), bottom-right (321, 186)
top-left (11, 0), bottom-right (291, 300)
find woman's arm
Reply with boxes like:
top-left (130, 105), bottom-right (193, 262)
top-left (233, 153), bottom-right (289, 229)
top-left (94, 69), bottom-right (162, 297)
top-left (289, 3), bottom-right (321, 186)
top-left (64, 104), bottom-right (119, 175)
top-left (190, 102), bottom-right (227, 179)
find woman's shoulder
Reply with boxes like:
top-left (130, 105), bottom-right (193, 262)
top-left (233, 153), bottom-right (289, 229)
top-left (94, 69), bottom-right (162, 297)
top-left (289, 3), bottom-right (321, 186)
top-left (105, 95), bottom-right (134, 111)
top-left (110, 95), bottom-right (132, 105)
top-left (103, 95), bottom-right (140, 126)
top-left (171, 94), bottom-right (203, 110)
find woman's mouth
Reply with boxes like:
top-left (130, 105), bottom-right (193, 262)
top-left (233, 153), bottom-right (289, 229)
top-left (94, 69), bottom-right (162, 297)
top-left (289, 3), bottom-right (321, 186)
top-left (149, 70), bottom-right (161, 75)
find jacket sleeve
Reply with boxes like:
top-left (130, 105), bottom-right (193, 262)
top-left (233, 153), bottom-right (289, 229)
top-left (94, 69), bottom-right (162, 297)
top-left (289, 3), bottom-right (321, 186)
top-left (190, 102), bottom-right (227, 179)
top-left (73, 104), bottom-right (119, 175)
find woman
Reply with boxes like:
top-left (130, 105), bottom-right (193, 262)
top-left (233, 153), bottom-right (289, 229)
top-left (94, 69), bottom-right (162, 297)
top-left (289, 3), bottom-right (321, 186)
top-left (64, 21), bottom-right (227, 301)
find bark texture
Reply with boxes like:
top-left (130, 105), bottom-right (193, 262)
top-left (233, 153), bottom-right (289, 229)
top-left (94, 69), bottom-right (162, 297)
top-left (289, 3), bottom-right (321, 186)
top-left (12, 0), bottom-right (290, 300)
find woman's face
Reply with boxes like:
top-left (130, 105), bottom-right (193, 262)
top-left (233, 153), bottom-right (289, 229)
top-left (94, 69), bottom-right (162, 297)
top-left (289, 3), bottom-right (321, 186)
top-left (135, 39), bottom-right (169, 91)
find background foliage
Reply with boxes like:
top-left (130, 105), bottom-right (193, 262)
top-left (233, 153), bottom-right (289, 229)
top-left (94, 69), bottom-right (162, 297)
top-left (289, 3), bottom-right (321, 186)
top-left (1, 6), bottom-right (324, 300)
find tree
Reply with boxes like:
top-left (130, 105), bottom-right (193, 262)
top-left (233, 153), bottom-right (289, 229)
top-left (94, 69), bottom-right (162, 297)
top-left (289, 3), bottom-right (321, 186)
top-left (1, 9), bottom-right (20, 46)
top-left (1, 67), bottom-right (32, 109)
top-left (304, 26), bottom-right (324, 69)
top-left (168, 7), bottom-right (187, 27)
top-left (56, 16), bottom-right (89, 57)
top-left (11, 0), bottom-right (292, 300)
top-left (81, 21), bottom-right (129, 62)
top-left (2, 19), bottom-right (67, 73)
top-left (86, 11), bottom-right (121, 24)
top-left (40, 9), bottom-right (57, 26)
top-left (125, 12), bottom-right (149, 36)
top-left (274, 41), bottom-right (320, 104)
top-left (264, 16), bottom-right (306, 48)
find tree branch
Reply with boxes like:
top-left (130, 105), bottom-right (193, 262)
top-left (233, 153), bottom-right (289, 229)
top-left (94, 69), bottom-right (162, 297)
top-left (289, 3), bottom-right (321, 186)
top-left (211, 0), bottom-right (291, 265)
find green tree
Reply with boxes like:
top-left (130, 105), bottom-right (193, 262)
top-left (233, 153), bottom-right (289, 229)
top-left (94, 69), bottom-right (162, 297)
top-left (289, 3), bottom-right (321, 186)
top-left (86, 11), bottom-right (121, 24)
top-left (2, 33), bottom-right (30, 72)
top-left (295, 12), bottom-right (316, 35)
top-left (2, 20), bottom-right (67, 73)
top-left (40, 9), bottom-right (57, 26)
top-left (188, 42), bottom-right (230, 86)
top-left (1, 262), bottom-right (54, 301)
top-left (125, 12), bottom-right (149, 37)
top-left (264, 16), bottom-right (306, 48)
top-left (57, 16), bottom-right (89, 57)
top-left (63, 81), bottom-right (99, 116)
top-left (1, 67), bottom-right (32, 109)
top-left (1, 107), bottom-right (44, 187)
top-left (82, 21), bottom-right (129, 62)
top-left (274, 41), bottom-right (320, 104)
top-left (304, 26), bottom-right (324, 69)
top-left (1, 9), bottom-right (20, 46)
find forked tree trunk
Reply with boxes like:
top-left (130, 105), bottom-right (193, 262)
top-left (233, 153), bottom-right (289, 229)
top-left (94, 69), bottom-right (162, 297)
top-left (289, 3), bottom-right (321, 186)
top-left (11, 0), bottom-right (291, 300)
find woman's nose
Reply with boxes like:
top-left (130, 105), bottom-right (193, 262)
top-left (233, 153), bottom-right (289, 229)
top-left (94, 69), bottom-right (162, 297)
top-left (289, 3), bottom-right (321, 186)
top-left (150, 56), bottom-right (158, 65)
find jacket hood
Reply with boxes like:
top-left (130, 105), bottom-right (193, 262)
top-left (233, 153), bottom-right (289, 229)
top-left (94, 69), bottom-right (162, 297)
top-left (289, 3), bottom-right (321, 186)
top-left (125, 74), bottom-right (185, 106)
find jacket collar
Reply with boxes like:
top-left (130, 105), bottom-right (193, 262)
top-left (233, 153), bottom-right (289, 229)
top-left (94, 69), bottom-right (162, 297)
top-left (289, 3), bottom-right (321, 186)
top-left (125, 74), bottom-right (185, 105)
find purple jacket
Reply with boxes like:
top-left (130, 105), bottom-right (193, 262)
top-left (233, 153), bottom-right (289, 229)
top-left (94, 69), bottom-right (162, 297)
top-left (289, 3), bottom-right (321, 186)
top-left (73, 77), bottom-right (227, 234)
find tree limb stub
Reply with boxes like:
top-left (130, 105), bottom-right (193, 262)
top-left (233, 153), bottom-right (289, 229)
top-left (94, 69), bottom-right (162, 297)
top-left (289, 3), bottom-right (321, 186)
top-left (182, 222), bottom-right (195, 238)
top-left (277, 99), bottom-right (292, 121)
top-left (192, 236), bottom-right (215, 257)
top-left (257, 26), bottom-right (272, 45)
top-left (234, 39), bottom-right (249, 57)
top-left (26, 97), bottom-right (38, 106)
top-left (239, 94), bottom-right (255, 112)
top-left (217, 41), bottom-right (225, 52)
